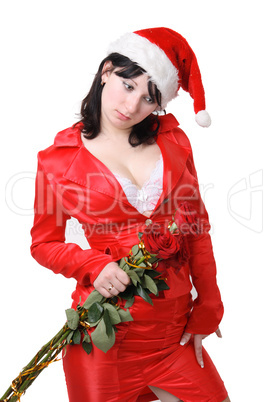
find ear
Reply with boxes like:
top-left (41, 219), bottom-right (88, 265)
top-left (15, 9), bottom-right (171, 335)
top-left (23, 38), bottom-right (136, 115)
top-left (101, 61), bottom-right (114, 84)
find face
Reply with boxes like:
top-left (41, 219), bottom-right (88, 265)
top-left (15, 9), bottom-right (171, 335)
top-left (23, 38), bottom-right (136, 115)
top-left (100, 62), bottom-right (157, 134)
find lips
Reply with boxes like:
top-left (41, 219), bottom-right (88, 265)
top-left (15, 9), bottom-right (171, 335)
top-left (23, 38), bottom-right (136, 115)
top-left (116, 110), bottom-right (131, 121)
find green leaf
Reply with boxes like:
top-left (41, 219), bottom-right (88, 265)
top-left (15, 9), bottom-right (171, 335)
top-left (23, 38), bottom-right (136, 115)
top-left (135, 250), bottom-right (144, 260)
top-left (82, 341), bottom-right (93, 354)
top-left (65, 308), bottom-right (80, 330)
top-left (83, 332), bottom-right (91, 343)
top-left (131, 244), bottom-right (139, 256)
top-left (143, 274), bottom-right (158, 295)
top-left (139, 262), bottom-right (147, 268)
top-left (103, 309), bottom-right (114, 337)
top-left (128, 270), bottom-right (141, 286)
top-left (73, 329), bottom-right (81, 344)
top-left (66, 330), bottom-right (74, 344)
top-left (119, 285), bottom-right (134, 300)
top-left (119, 258), bottom-right (129, 270)
top-left (102, 303), bottom-right (121, 325)
top-left (133, 268), bottom-right (146, 277)
top-left (135, 283), bottom-right (153, 305)
top-left (169, 222), bottom-right (178, 232)
top-left (117, 308), bottom-right (133, 322)
top-left (124, 296), bottom-right (135, 308)
top-left (88, 302), bottom-right (104, 323)
top-left (83, 290), bottom-right (105, 309)
top-left (145, 269), bottom-right (161, 279)
top-left (91, 318), bottom-right (116, 353)
top-left (87, 319), bottom-right (101, 327)
top-left (148, 256), bottom-right (159, 264)
top-left (82, 332), bottom-right (92, 354)
top-left (156, 280), bottom-right (170, 291)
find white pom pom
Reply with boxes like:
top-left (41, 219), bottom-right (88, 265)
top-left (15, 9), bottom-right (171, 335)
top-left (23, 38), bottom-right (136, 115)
top-left (195, 110), bottom-right (211, 127)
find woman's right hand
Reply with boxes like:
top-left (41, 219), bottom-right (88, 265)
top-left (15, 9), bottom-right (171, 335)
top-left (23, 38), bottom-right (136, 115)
top-left (93, 262), bottom-right (131, 298)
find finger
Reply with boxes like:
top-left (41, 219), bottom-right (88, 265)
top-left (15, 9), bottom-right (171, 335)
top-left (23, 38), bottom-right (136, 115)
top-left (216, 328), bottom-right (222, 338)
top-left (109, 277), bottom-right (129, 293)
top-left (106, 287), bottom-right (118, 296)
top-left (180, 332), bottom-right (191, 346)
top-left (100, 283), bottom-right (122, 298)
top-left (194, 335), bottom-right (204, 368)
top-left (116, 269), bottom-right (131, 286)
top-left (102, 283), bottom-right (119, 297)
top-left (97, 287), bottom-right (113, 298)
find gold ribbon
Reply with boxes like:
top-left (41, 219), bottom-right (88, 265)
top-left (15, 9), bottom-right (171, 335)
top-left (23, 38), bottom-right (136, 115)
top-left (124, 240), bottom-right (155, 270)
top-left (123, 257), bottom-right (152, 270)
top-left (5, 348), bottom-right (62, 402)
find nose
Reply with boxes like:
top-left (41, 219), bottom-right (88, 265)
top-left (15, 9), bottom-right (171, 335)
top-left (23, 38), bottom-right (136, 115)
top-left (125, 94), bottom-right (140, 114)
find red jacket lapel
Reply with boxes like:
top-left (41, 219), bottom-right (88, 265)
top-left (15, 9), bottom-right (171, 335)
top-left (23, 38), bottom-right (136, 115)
top-left (53, 115), bottom-right (191, 211)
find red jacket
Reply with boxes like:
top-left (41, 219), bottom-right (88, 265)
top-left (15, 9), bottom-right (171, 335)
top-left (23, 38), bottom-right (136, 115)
top-left (30, 113), bottom-right (223, 334)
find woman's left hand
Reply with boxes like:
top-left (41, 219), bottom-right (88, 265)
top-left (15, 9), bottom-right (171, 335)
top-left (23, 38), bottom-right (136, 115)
top-left (179, 328), bottom-right (222, 368)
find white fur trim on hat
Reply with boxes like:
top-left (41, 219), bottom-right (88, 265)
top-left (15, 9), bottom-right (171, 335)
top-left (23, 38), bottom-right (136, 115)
top-left (107, 32), bottom-right (178, 108)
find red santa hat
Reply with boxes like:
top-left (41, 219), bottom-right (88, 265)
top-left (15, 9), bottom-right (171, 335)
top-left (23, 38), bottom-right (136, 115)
top-left (108, 27), bottom-right (211, 127)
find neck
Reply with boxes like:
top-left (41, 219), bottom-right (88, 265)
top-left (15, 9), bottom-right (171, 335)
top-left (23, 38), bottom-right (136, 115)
top-left (99, 122), bottom-right (132, 144)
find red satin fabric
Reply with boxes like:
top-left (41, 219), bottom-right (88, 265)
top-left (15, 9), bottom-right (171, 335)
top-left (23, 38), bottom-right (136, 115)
top-left (31, 114), bottom-right (224, 335)
top-left (30, 114), bottom-right (227, 400)
top-left (63, 294), bottom-right (227, 401)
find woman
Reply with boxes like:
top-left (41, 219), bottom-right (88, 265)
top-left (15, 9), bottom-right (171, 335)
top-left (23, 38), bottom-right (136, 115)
top-left (31, 27), bottom-right (230, 401)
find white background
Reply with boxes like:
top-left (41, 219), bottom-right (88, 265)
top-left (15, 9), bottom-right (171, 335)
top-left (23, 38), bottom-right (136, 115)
top-left (0, 1), bottom-right (267, 401)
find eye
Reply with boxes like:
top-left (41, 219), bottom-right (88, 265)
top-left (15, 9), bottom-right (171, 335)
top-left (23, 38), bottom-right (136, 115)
top-left (123, 81), bottom-right (134, 91)
top-left (144, 96), bottom-right (154, 104)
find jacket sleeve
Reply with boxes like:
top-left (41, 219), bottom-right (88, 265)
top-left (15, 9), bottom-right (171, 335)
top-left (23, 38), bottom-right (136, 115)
top-left (30, 158), bottom-right (113, 286)
top-left (184, 149), bottom-right (224, 335)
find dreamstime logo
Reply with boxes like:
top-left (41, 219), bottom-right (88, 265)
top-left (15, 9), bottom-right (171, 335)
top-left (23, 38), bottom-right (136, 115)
top-left (227, 170), bottom-right (263, 233)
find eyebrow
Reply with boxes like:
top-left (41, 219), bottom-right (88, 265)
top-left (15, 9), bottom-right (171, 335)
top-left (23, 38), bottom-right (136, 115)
top-left (129, 78), bottom-right (138, 86)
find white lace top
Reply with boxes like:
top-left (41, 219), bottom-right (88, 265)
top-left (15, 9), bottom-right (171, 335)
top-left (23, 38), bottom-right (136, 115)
top-left (114, 154), bottom-right (163, 215)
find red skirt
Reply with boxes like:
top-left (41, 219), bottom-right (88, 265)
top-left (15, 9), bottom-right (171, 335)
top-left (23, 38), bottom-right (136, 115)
top-left (63, 293), bottom-right (227, 402)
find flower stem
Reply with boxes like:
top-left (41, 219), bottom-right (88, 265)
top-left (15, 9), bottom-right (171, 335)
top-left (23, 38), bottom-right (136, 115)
top-left (1, 238), bottom-right (169, 401)
top-left (136, 256), bottom-right (145, 265)
top-left (0, 325), bottom-right (72, 402)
